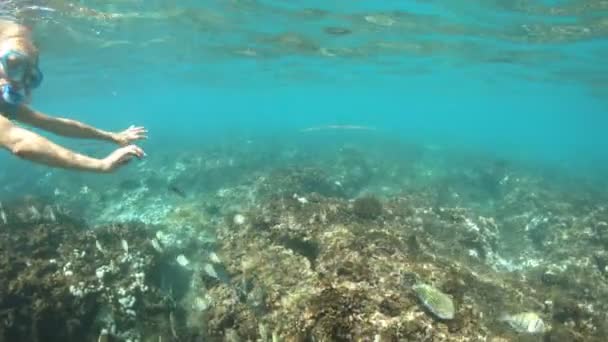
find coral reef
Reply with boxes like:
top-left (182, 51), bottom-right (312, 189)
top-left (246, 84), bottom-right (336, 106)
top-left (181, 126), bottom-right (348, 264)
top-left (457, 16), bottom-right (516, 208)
top-left (0, 198), bottom-right (188, 341)
top-left (352, 195), bottom-right (383, 220)
top-left (1, 138), bottom-right (607, 341)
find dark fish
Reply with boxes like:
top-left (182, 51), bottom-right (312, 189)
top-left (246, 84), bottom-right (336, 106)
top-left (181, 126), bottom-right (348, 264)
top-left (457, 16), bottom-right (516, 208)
top-left (324, 26), bottom-right (352, 36)
top-left (168, 185), bottom-right (186, 198)
top-left (119, 179), bottom-right (140, 191)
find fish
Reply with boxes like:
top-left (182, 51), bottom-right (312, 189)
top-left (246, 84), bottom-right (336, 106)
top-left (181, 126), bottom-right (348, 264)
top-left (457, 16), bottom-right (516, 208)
top-left (412, 283), bottom-right (455, 320)
top-left (97, 329), bottom-right (109, 342)
top-left (0, 201), bottom-right (6, 225)
top-left (499, 312), bottom-right (546, 334)
top-left (324, 26), bottom-right (352, 36)
top-left (168, 184), bottom-right (186, 198)
top-left (300, 125), bottom-right (376, 133)
top-left (203, 263), bottom-right (231, 284)
top-left (121, 239), bottom-right (129, 254)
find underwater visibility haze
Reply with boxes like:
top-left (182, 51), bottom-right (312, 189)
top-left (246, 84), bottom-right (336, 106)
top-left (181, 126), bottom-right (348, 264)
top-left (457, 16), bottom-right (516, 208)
top-left (0, 1), bottom-right (608, 341)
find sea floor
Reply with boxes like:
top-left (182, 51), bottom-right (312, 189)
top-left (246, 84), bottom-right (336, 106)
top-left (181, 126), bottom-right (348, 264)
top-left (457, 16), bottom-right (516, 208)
top-left (0, 135), bottom-right (606, 341)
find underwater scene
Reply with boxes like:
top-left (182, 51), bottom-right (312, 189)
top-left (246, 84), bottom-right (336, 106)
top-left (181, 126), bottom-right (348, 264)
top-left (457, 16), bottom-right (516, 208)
top-left (1, 1), bottom-right (608, 341)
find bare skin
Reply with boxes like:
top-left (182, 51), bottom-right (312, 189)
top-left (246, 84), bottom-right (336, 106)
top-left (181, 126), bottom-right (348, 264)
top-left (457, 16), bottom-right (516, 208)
top-left (1, 110), bottom-right (146, 173)
top-left (0, 20), bottom-right (147, 173)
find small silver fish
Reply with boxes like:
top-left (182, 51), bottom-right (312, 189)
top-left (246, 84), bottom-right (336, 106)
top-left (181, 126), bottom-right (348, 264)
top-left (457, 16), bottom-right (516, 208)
top-left (121, 239), bottom-right (129, 254)
top-left (151, 238), bottom-right (163, 253)
top-left (500, 312), bottom-right (546, 334)
top-left (95, 240), bottom-right (106, 254)
top-left (43, 205), bottom-right (56, 222)
top-left (0, 201), bottom-right (6, 225)
top-left (209, 251), bottom-right (221, 264)
top-left (203, 263), bottom-right (218, 279)
top-left (97, 328), bottom-right (109, 342)
top-left (28, 205), bottom-right (41, 220)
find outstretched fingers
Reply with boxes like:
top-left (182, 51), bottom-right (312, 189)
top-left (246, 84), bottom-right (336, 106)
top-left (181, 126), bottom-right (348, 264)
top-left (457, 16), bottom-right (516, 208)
top-left (129, 126), bottom-right (148, 140)
top-left (129, 144), bottom-right (145, 158)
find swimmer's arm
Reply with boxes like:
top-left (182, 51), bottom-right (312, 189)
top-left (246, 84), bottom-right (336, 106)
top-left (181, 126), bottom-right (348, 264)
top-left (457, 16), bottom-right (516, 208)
top-left (0, 115), bottom-right (108, 172)
top-left (12, 105), bottom-right (118, 143)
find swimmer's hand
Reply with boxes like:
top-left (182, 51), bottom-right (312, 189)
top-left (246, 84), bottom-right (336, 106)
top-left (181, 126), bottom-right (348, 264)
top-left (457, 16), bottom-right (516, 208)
top-left (100, 145), bottom-right (146, 172)
top-left (112, 125), bottom-right (148, 146)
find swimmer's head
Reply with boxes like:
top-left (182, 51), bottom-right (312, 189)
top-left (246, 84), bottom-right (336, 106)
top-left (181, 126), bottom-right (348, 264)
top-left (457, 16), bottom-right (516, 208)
top-left (0, 36), bottom-right (42, 105)
top-left (1, 35), bottom-right (38, 57)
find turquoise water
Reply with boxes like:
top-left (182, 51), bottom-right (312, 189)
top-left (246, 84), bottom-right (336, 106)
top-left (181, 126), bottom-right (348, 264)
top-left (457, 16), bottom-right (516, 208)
top-left (1, 1), bottom-right (608, 341)
top-left (19, 0), bottom-right (606, 177)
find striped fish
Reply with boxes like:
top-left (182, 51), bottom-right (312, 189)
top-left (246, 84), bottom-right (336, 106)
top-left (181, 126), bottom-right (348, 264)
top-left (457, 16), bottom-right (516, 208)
top-left (500, 312), bottom-right (546, 334)
top-left (412, 283), bottom-right (455, 320)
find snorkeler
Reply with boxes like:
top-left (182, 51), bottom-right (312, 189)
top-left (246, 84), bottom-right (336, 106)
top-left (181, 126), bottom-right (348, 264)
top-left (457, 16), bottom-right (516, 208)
top-left (0, 19), bottom-right (147, 173)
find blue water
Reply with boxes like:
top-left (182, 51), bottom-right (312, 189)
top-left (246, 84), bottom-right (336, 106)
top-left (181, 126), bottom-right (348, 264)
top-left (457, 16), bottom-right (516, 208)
top-left (2, 0), bottom-right (608, 182)
top-left (17, 2), bottom-right (601, 169)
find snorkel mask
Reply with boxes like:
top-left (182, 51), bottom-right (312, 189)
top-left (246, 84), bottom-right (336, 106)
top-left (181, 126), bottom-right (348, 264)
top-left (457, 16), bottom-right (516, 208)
top-left (0, 49), bottom-right (43, 105)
